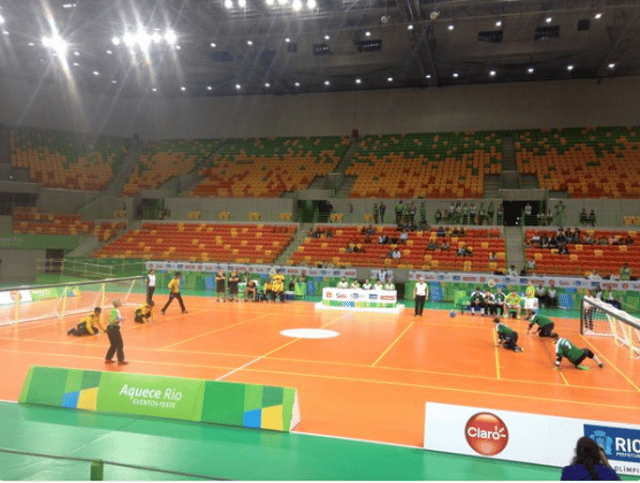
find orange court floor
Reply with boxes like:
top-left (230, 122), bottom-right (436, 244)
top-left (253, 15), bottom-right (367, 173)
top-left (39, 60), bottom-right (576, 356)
top-left (1, 293), bottom-right (639, 448)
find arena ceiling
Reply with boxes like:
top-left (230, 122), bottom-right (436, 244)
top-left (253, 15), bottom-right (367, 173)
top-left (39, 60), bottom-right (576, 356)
top-left (1, 0), bottom-right (639, 97)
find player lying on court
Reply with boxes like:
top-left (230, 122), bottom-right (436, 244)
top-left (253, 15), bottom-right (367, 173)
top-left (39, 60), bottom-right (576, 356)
top-left (494, 317), bottom-right (523, 353)
top-left (551, 334), bottom-right (604, 370)
top-left (68, 307), bottom-right (101, 336)
top-left (526, 310), bottom-right (558, 338)
top-left (134, 301), bottom-right (155, 323)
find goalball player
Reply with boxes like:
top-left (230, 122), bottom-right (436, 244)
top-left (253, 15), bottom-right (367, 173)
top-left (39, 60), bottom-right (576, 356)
top-left (161, 272), bottom-right (188, 314)
top-left (494, 317), bottom-right (523, 352)
top-left (272, 270), bottom-right (285, 303)
top-left (551, 334), bottom-right (604, 370)
top-left (134, 301), bottom-right (154, 323)
top-left (526, 310), bottom-right (558, 338)
top-left (68, 307), bottom-right (101, 336)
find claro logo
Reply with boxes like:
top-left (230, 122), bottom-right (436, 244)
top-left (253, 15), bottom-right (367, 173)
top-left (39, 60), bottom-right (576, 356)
top-left (465, 412), bottom-right (509, 456)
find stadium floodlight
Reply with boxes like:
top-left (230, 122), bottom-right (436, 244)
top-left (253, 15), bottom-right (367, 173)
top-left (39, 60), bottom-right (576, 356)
top-left (238, 0), bottom-right (247, 7)
top-left (123, 32), bottom-right (135, 47)
top-left (387, 77), bottom-right (393, 82)
top-left (277, 0), bottom-right (287, 5)
top-left (135, 31), bottom-right (151, 49)
top-left (225, 0), bottom-right (233, 7)
top-left (567, 64), bottom-right (574, 71)
top-left (489, 70), bottom-right (496, 76)
top-left (111, 79), bottom-right (117, 83)
top-left (306, 0), bottom-right (316, 8)
top-left (545, 17), bottom-right (552, 23)
top-left (93, 70), bottom-right (100, 76)
top-left (608, 63), bottom-right (616, 69)
top-left (496, 20), bottom-right (502, 27)
top-left (294, 81), bottom-right (300, 87)
top-left (324, 34), bottom-right (330, 40)
top-left (151, 32), bottom-right (162, 43)
top-left (111, 36), bottom-right (121, 45)
top-left (594, 13), bottom-right (602, 19)
top-left (235, 83), bottom-right (241, 89)
top-left (365, 30), bottom-right (371, 37)
top-left (180, 86), bottom-right (186, 91)
top-left (106, 49), bottom-right (113, 54)
top-left (152, 87), bottom-right (158, 92)
top-left (425, 74), bottom-right (431, 79)
top-left (324, 80), bottom-right (330, 86)
top-left (247, 40), bottom-right (253, 45)
top-left (210, 42), bottom-right (216, 48)
top-left (265, 0), bottom-right (275, 5)
top-left (355, 78), bottom-right (361, 84)
top-left (164, 30), bottom-right (177, 45)
top-left (0, 15), bottom-right (5, 25)
top-left (42, 34), bottom-right (68, 54)
top-left (452, 72), bottom-right (459, 78)
top-left (448, 24), bottom-right (454, 30)
top-left (284, 37), bottom-right (290, 42)
top-left (264, 82), bottom-right (270, 88)
top-left (292, 0), bottom-right (302, 11)
top-left (407, 24), bottom-right (414, 30)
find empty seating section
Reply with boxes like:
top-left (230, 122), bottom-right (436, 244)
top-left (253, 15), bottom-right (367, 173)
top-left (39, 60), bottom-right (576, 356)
top-left (13, 207), bottom-right (94, 235)
top-left (190, 136), bottom-right (351, 197)
top-left (515, 126), bottom-right (640, 198)
top-left (122, 139), bottom-right (221, 196)
top-left (290, 226), bottom-right (506, 271)
top-left (346, 131), bottom-right (503, 198)
top-left (95, 222), bottom-right (127, 242)
top-left (94, 223), bottom-right (297, 263)
top-left (525, 229), bottom-right (640, 276)
top-left (10, 128), bottom-right (130, 191)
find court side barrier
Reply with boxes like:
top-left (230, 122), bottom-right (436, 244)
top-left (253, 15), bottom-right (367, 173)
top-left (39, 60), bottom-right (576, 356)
top-left (19, 366), bottom-right (300, 432)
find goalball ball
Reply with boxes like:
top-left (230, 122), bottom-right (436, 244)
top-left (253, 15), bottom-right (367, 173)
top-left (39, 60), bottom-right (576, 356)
top-left (449, 311), bottom-right (456, 318)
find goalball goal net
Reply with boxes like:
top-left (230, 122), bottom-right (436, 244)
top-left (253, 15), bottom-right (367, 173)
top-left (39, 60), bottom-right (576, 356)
top-left (0, 276), bottom-right (146, 327)
top-left (581, 295), bottom-right (640, 359)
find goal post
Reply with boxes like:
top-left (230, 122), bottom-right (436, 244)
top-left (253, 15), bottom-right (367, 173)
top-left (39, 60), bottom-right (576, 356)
top-left (0, 276), bottom-right (146, 327)
top-left (581, 295), bottom-right (640, 359)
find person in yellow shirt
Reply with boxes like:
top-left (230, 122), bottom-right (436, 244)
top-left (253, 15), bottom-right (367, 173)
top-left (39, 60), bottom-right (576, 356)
top-left (68, 307), bottom-right (101, 336)
top-left (262, 279), bottom-right (274, 302)
top-left (272, 271), bottom-right (285, 303)
top-left (161, 272), bottom-right (188, 315)
top-left (134, 301), bottom-right (155, 323)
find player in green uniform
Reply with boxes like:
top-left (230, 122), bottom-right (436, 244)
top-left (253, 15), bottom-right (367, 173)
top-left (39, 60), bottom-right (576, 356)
top-left (468, 287), bottom-right (485, 315)
top-left (526, 310), bottom-right (558, 338)
top-left (551, 335), bottom-right (604, 369)
top-left (493, 287), bottom-right (506, 317)
top-left (494, 317), bottom-right (523, 352)
top-left (505, 290), bottom-right (522, 319)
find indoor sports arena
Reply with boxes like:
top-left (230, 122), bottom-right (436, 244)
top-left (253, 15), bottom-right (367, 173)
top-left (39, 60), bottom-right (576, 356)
top-left (1, 0), bottom-right (640, 480)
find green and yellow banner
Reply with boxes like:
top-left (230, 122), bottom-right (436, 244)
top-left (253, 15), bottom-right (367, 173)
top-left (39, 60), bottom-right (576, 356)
top-left (19, 366), bottom-right (300, 432)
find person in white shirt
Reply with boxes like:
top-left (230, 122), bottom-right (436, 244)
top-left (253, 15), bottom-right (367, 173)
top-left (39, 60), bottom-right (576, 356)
top-left (508, 265), bottom-right (518, 276)
top-left (350, 279), bottom-right (360, 289)
top-left (391, 248), bottom-right (402, 259)
top-left (413, 275), bottom-right (429, 317)
top-left (362, 279), bottom-right (373, 290)
top-left (588, 270), bottom-right (601, 280)
top-left (384, 278), bottom-right (395, 291)
top-left (146, 269), bottom-right (156, 304)
top-left (374, 280), bottom-right (383, 290)
top-left (337, 277), bottom-right (349, 288)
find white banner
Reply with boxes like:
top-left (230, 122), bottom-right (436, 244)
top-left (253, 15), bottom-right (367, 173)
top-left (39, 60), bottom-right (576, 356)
top-left (322, 287), bottom-right (397, 304)
top-left (423, 402), bottom-right (640, 476)
top-left (0, 289), bottom-right (32, 306)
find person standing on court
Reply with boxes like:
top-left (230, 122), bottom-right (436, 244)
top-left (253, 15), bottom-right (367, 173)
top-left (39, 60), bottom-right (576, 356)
top-left (161, 272), bottom-right (188, 314)
top-left (228, 269), bottom-right (240, 302)
top-left (413, 275), bottom-right (429, 317)
top-left (379, 201), bottom-right (386, 224)
top-left (146, 268), bottom-right (156, 304)
top-left (101, 299), bottom-right (127, 365)
top-left (215, 269), bottom-right (227, 302)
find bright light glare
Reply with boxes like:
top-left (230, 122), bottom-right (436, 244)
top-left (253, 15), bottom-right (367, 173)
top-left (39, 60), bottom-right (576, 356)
top-left (527, 67), bottom-right (534, 73)
top-left (123, 32), bottom-right (135, 47)
top-left (225, 0), bottom-right (233, 7)
top-left (265, 0), bottom-right (275, 5)
top-left (151, 32), bottom-right (162, 43)
top-left (264, 82), bottom-right (270, 88)
top-left (181, 86), bottom-right (186, 91)
top-left (238, 0), bottom-right (247, 7)
top-left (164, 30), bottom-right (177, 45)
top-left (426, 74), bottom-right (431, 79)
top-left (74, 51), bottom-right (80, 56)
top-left (546, 17), bottom-right (552, 23)
top-left (324, 34), bottom-right (330, 40)
top-left (407, 24), bottom-right (414, 30)
top-left (247, 40), bottom-right (253, 45)
top-left (365, 31), bottom-right (371, 37)
top-left (292, 0), bottom-right (302, 11)
top-left (294, 82), bottom-right (300, 87)
top-left (355, 78), bottom-right (361, 84)
top-left (285, 37), bottom-right (290, 42)
top-left (207, 86), bottom-right (213, 90)
top-left (608, 63), bottom-right (616, 69)
top-left (210, 42), bottom-right (216, 48)
top-left (152, 87), bottom-right (158, 92)
top-left (307, 0), bottom-right (317, 8)
top-left (452, 72), bottom-right (459, 78)
top-left (489, 70), bottom-right (496, 76)
top-left (42, 34), bottom-right (68, 54)
top-left (106, 49), bottom-right (113, 54)
top-left (111, 36), bottom-right (121, 45)
top-left (387, 77), bottom-right (393, 82)
top-left (595, 13), bottom-right (602, 19)
top-left (235, 84), bottom-right (241, 90)
top-left (567, 64), bottom-right (574, 71)
top-left (93, 71), bottom-right (100, 76)
top-left (0, 15), bottom-right (5, 25)
top-left (496, 20), bottom-right (502, 27)
top-left (324, 80), bottom-right (330, 86)
top-left (448, 24), bottom-right (454, 30)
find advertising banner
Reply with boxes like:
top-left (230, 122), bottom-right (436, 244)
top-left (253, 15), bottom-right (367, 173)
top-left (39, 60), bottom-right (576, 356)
top-left (423, 402), bottom-right (640, 476)
top-left (0, 289), bottom-right (32, 306)
top-left (19, 366), bottom-right (300, 432)
top-left (322, 287), bottom-right (397, 308)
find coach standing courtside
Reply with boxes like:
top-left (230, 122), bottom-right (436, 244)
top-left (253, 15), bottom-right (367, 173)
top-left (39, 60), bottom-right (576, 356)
top-left (413, 275), bottom-right (429, 317)
top-left (146, 268), bottom-right (156, 304)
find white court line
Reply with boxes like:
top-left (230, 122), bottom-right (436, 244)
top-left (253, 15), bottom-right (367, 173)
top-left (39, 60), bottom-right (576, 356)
top-left (215, 310), bottom-right (355, 381)
top-left (294, 429), bottom-right (419, 449)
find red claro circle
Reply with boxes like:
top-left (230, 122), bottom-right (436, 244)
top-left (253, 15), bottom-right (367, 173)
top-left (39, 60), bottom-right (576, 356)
top-left (465, 412), bottom-right (509, 456)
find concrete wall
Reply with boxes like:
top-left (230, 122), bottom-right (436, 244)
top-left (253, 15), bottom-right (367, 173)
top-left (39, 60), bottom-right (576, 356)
top-left (0, 249), bottom-right (45, 284)
top-left (165, 197), bottom-right (296, 222)
top-left (37, 189), bottom-right (99, 213)
top-left (1, 73), bottom-right (639, 140)
top-left (97, 76), bottom-right (640, 140)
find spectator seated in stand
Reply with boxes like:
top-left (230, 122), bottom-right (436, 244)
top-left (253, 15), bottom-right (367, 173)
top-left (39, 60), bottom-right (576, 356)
top-left (580, 209), bottom-right (588, 225)
top-left (427, 240), bottom-right (440, 251)
top-left (437, 226), bottom-right (445, 237)
top-left (399, 229), bottom-right (409, 244)
top-left (378, 233), bottom-right (389, 244)
top-left (598, 236), bottom-right (608, 245)
top-left (367, 225), bottom-right (375, 235)
top-left (441, 240), bottom-right (450, 251)
top-left (558, 244), bottom-right (570, 255)
top-left (456, 246), bottom-right (472, 257)
top-left (508, 265), bottom-right (518, 276)
top-left (489, 251), bottom-right (498, 262)
top-left (391, 247), bottom-right (402, 259)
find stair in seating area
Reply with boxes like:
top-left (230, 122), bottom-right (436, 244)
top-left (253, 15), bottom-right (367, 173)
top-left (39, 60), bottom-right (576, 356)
top-left (504, 226), bottom-right (525, 273)
top-left (274, 223), bottom-right (312, 265)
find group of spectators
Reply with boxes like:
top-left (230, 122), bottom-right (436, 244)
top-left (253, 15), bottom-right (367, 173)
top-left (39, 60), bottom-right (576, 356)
top-left (308, 227), bottom-right (334, 239)
top-left (579, 208), bottom-right (597, 226)
top-left (434, 201), bottom-right (501, 225)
